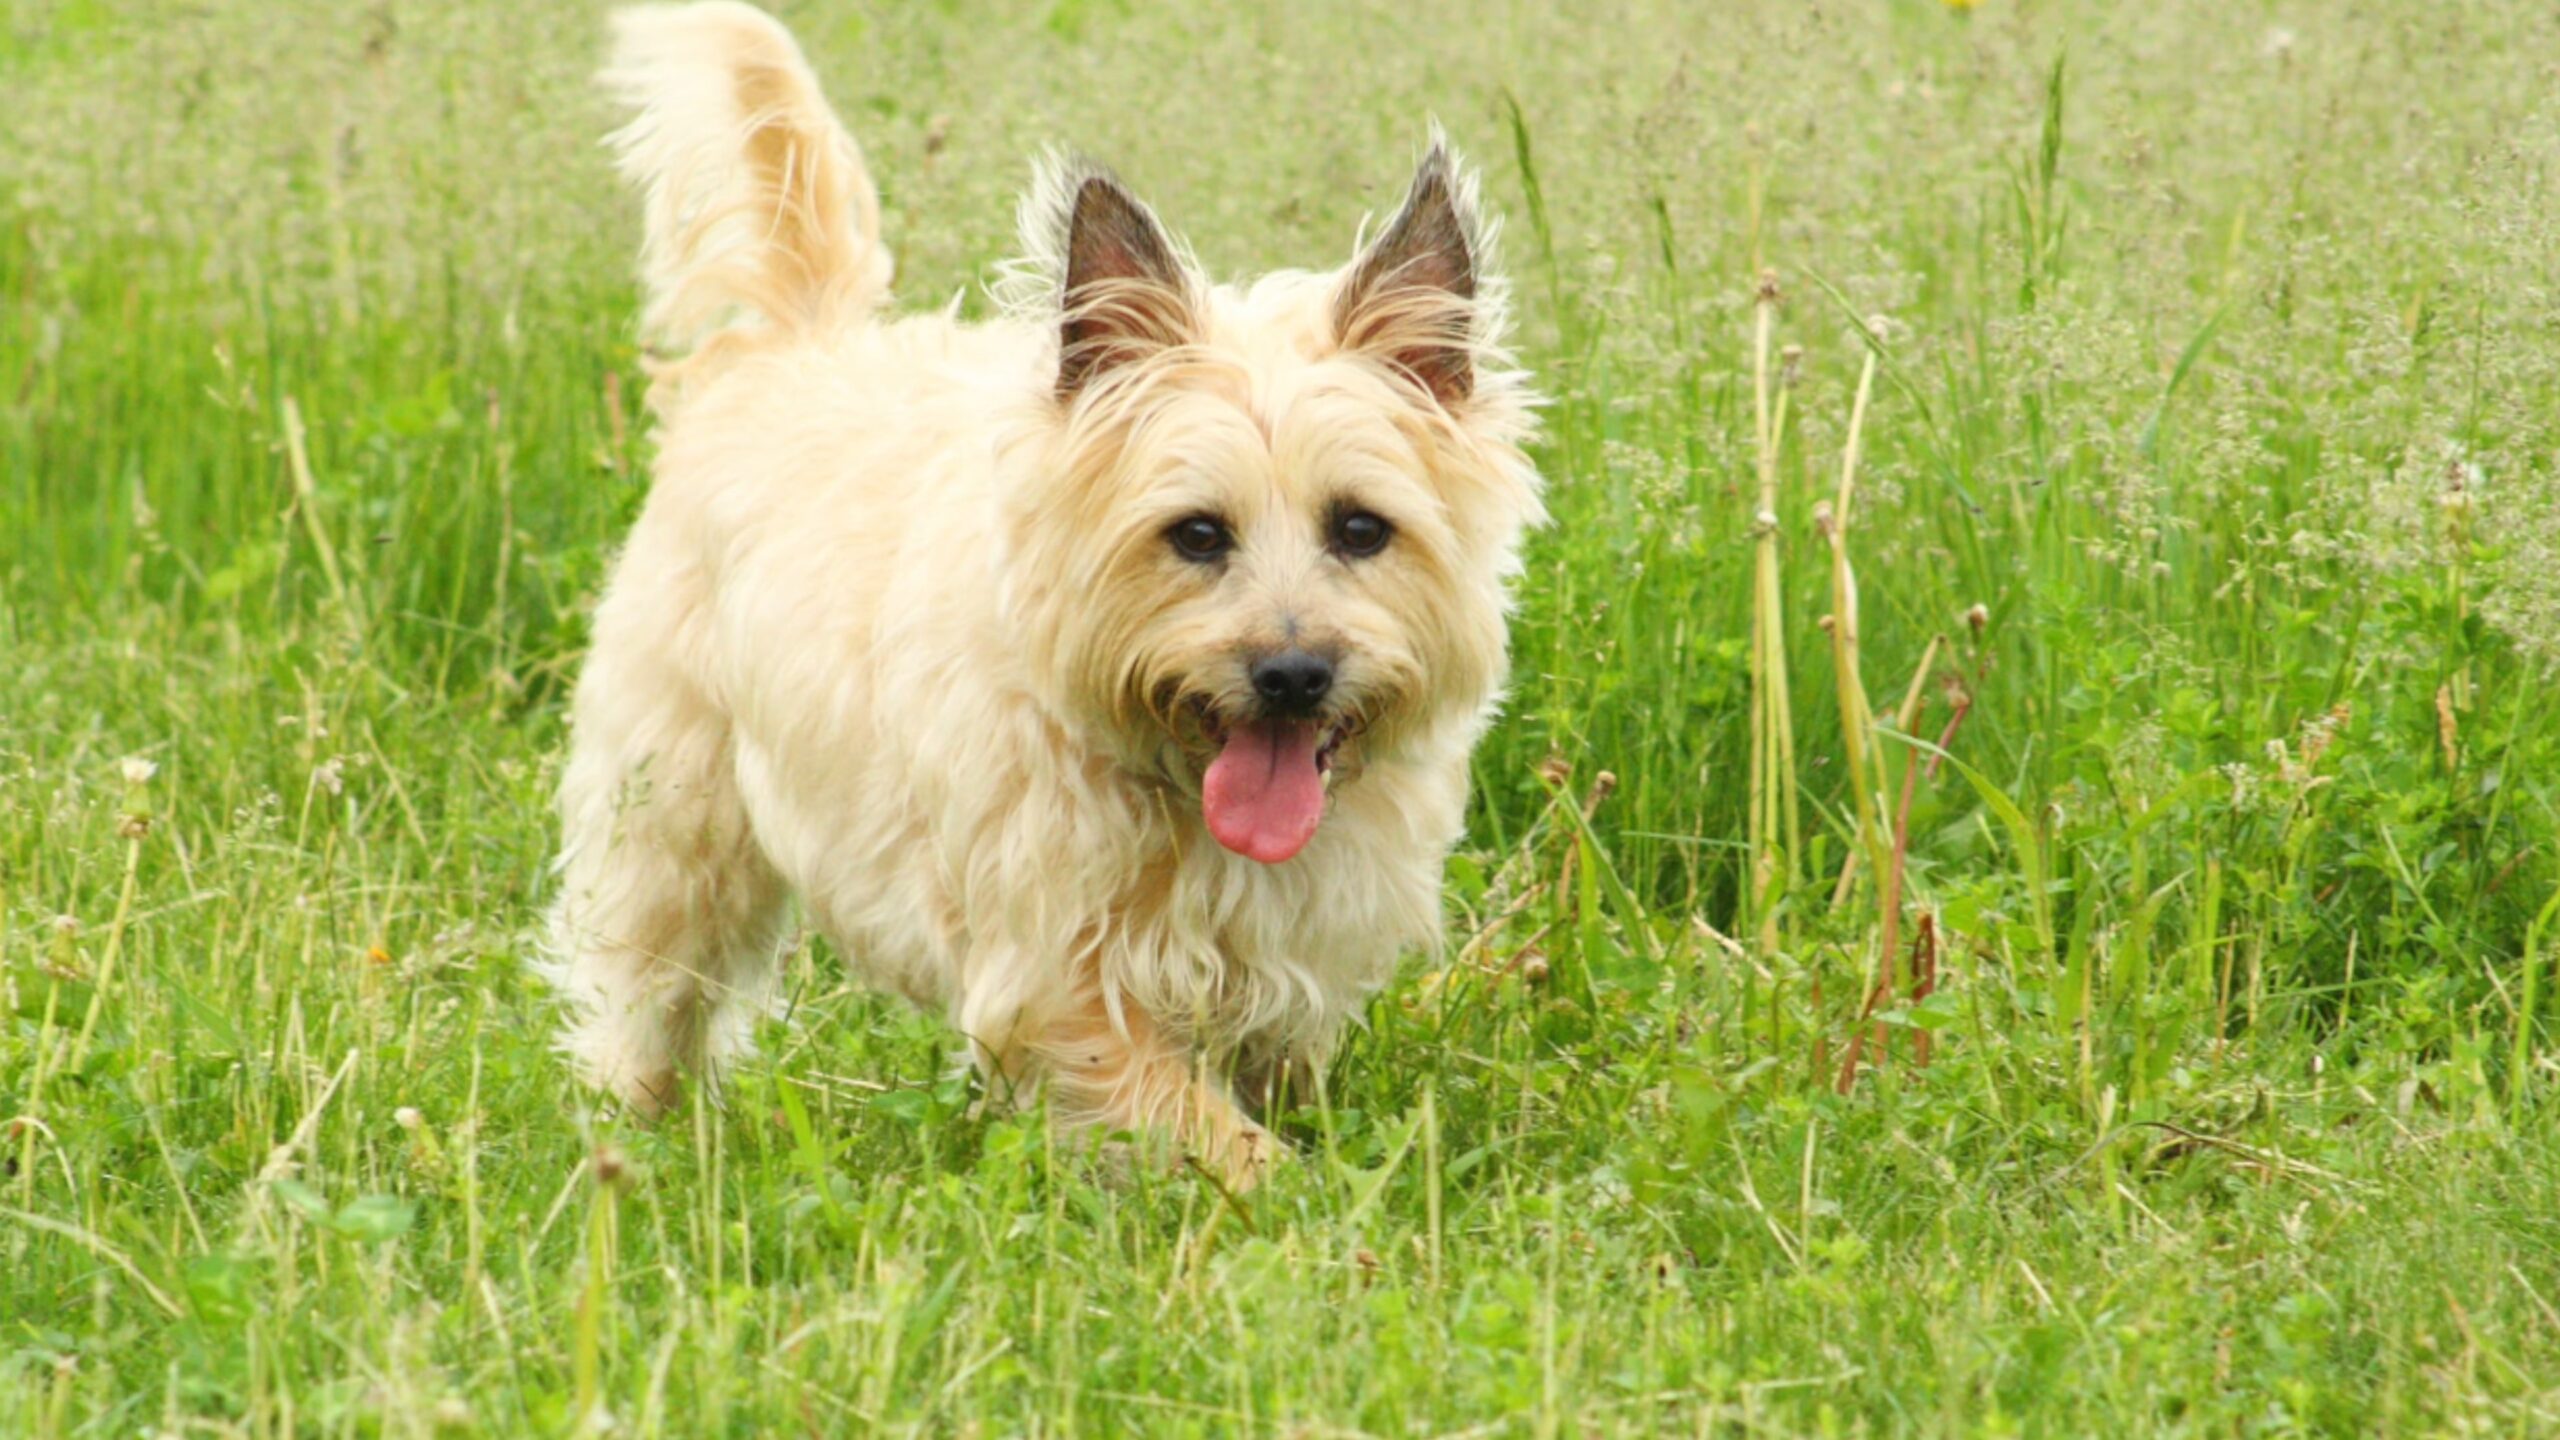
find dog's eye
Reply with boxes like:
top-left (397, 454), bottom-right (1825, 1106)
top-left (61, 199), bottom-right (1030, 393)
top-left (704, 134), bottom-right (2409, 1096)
top-left (1168, 515), bottom-right (1234, 563)
top-left (1331, 509), bottom-right (1392, 559)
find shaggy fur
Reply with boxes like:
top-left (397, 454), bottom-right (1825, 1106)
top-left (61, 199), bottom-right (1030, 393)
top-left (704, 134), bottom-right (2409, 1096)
top-left (546, 1), bottom-right (1544, 1187)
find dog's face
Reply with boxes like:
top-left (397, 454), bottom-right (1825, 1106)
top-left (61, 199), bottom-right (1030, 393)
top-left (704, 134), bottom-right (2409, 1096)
top-left (1003, 146), bottom-right (1543, 864)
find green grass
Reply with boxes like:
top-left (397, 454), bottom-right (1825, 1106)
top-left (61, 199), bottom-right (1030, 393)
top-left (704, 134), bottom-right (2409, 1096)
top-left (8, 0), bottom-right (2560, 1433)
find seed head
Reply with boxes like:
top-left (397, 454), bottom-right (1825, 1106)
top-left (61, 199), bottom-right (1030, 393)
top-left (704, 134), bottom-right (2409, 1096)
top-left (115, 756), bottom-right (156, 840)
top-left (46, 915), bottom-right (83, 981)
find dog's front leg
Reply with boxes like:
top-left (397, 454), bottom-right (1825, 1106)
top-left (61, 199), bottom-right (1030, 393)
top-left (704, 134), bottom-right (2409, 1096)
top-left (1008, 990), bottom-right (1278, 1192)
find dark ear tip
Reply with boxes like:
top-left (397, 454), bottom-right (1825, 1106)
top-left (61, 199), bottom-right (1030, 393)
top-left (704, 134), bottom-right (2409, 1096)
top-left (1060, 163), bottom-right (1180, 281)
top-left (1068, 169), bottom-right (1132, 217)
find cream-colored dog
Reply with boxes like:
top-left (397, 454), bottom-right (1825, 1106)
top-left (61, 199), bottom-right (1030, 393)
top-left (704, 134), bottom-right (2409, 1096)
top-left (545, 2), bottom-right (1543, 1187)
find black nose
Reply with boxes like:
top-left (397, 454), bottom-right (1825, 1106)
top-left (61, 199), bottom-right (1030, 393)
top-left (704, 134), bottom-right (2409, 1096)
top-left (1250, 650), bottom-right (1334, 716)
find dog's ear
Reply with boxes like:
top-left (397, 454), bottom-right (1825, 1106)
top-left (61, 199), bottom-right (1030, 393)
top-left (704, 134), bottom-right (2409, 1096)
top-left (1335, 143), bottom-right (1482, 407)
top-left (1055, 170), bottom-right (1198, 398)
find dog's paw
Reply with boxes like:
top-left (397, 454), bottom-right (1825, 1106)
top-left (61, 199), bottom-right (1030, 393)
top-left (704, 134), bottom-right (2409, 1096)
top-left (1197, 1120), bottom-right (1286, 1194)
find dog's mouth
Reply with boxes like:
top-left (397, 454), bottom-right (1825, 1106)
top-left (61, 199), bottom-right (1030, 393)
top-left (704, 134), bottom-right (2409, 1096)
top-left (1194, 711), bottom-right (1359, 865)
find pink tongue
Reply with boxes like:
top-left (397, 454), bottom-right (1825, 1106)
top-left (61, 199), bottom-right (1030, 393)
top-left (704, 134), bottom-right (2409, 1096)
top-left (1202, 721), bottom-right (1326, 864)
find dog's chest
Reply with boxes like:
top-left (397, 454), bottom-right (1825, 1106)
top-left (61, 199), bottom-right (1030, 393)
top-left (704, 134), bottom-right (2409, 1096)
top-left (1106, 824), bottom-right (1440, 1048)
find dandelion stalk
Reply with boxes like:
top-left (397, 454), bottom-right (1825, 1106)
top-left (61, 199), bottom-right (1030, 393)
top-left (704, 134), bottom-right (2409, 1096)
top-left (1746, 269), bottom-right (1800, 958)
top-left (575, 1144), bottom-right (626, 1435)
top-left (67, 759), bottom-right (156, 1076)
top-left (2441, 455), bottom-right (2476, 745)
top-left (12, 941), bottom-right (67, 1227)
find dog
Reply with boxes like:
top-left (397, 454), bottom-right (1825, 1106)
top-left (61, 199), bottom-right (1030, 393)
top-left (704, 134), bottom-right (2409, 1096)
top-left (544, 1), bottom-right (1544, 1188)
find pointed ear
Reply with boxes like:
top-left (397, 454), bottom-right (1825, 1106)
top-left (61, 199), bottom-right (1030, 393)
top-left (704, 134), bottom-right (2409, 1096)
top-left (1335, 144), bottom-right (1482, 406)
top-left (1055, 169), bottom-right (1198, 398)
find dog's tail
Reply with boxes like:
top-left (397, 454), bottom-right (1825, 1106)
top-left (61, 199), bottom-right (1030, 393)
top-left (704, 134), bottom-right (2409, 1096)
top-left (603, 3), bottom-right (893, 382)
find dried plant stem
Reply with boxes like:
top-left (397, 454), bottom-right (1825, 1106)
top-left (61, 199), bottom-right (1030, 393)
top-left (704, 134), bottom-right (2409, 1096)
top-left (1746, 273), bottom-right (1799, 957)
top-left (1821, 350), bottom-right (1886, 900)
top-left (1833, 632), bottom-right (1943, 905)
top-left (1837, 912), bottom-right (1941, 1091)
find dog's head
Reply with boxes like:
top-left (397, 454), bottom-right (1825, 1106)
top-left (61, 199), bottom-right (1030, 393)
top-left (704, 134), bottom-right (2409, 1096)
top-left (1000, 139), bottom-right (1543, 865)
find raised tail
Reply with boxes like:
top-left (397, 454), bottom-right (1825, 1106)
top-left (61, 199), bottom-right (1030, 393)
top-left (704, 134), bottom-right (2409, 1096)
top-left (603, 3), bottom-right (893, 383)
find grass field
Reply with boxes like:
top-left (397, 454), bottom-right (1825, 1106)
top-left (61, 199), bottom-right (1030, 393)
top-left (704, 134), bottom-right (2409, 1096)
top-left (8, 0), bottom-right (2560, 1433)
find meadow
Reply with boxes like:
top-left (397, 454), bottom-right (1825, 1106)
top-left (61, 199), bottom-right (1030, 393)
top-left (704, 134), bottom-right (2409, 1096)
top-left (7, 0), bottom-right (2560, 1433)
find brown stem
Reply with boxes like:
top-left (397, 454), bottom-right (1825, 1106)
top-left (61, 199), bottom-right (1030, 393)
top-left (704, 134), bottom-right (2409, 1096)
top-left (1838, 688), bottom-right (1973, 1093)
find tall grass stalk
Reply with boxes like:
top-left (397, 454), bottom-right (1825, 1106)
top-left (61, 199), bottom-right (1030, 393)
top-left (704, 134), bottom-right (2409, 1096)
top-left (281, 396), bottom-right (367, 644)
top-left (2516, 886), bottom-right (2560, 1122)
top-left (1815, 345), bottom-right (1894, 1084)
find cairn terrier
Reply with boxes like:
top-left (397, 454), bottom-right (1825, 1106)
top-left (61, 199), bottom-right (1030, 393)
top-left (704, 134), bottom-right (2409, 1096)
top-left (546, 1), bottom-right (1543, 1187)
